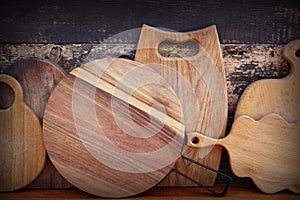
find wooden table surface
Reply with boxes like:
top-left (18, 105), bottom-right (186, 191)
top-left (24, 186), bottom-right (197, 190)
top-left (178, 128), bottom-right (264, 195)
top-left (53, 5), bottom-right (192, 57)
top-left (0, 183), bottom-right (298, 200)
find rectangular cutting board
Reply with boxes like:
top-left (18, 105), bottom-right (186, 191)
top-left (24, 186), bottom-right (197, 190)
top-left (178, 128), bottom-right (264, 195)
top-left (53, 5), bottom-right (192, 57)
top-left (135, 24), bottom-right (228, 186)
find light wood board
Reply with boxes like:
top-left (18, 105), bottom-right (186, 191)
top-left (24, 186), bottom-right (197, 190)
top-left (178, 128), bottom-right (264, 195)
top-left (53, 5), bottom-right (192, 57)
top-left (187, 113), bottom-right (300, 194)
top-left (0, 74), bottom-right (46, 192)
top-left (235, 40), bottom-right (300, 122)
top-left (3, 58), bottom-right (71, 188)
top-left (135, 24), bottom-right (227, 186)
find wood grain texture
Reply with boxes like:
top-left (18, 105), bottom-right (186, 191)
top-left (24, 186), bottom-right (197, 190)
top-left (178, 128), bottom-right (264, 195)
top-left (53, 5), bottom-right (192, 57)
top-left (0, 74), bottom-right (46, 192)
top-left (43, 58), bottom-right (186, 197)
top-left (135, 25), bottom-right (227, 186)
top-left (188, 113), bottom-right (300, 194)
top-left (4, 58), bottom-right (66, 121)
top-left (235, 40), bottom-right (300, 122)
top-left (0, 0), bottom-right (299, 44)
top-left (3, 58), bottom-right (71, 188)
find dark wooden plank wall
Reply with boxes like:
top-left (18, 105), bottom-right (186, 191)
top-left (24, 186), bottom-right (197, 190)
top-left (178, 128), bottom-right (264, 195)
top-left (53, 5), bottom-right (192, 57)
top-left (0, 0), bottom-right (299, 44)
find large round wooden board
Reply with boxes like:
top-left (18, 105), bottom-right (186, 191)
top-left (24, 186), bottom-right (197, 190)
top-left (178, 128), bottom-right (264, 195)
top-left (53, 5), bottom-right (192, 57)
top-left (43, 58), bottom-right (185, 197)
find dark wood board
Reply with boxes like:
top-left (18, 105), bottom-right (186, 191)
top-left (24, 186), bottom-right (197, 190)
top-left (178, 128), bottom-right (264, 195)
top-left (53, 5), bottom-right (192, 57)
top-left (0, 0), bottom-right (299, 44)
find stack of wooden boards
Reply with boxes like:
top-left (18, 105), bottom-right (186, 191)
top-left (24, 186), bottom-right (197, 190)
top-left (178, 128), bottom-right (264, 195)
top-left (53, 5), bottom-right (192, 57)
top-left (0, 24), bottom-right (299, 197)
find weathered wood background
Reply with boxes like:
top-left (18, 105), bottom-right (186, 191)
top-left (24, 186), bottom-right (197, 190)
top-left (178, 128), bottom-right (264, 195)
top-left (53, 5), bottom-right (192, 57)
top-left (0, 0), bottom-right (299, 185)
top-left (0, 43), bottom-right (290, 117)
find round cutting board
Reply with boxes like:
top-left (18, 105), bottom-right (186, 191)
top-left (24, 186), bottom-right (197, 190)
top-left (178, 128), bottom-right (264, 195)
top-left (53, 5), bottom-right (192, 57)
top-left (43, 58), bottom-right (185, 197)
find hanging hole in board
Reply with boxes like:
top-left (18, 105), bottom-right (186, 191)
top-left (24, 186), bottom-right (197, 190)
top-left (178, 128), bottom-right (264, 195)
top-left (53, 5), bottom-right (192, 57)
top-left (158, 40), bottom-right (199, 58)
top-left (191, 136), bottom-right (199, 145)
top-left (0, 82), bottom-right (15, 109)
top-left (295, 49), bottom-right (300, 58)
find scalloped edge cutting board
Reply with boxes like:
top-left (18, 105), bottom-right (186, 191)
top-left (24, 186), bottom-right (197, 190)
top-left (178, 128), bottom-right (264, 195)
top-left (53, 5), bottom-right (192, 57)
top-left (235, 39), bottom-right (300, 122)
top-left (187, 113), bottom-right (300, 194)
top-left (135, 24), bottom-right (227, 186)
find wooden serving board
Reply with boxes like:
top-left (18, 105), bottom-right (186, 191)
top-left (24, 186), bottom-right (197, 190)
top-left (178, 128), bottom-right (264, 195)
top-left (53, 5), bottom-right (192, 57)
top-left (235, 39), bottom-right (300, 122)
top-left (43, 58), bottom-right (186, 197)
top-left (187, 113), bottom-right (300, 194)
top-left (3, 58), bottom-right (71, 188)
top-left (135, 24), bottom-right (227, 186)
top-left (0, 74), bottom-right (46, 192)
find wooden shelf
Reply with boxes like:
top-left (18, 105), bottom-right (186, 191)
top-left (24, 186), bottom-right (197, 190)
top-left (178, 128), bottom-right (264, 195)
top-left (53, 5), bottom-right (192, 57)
top-left (0, 183), bottom-right (298, 200)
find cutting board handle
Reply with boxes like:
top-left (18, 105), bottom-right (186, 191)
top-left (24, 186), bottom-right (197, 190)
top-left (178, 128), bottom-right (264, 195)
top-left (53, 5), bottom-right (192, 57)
top-left (282, 39), bottom-right (300, 78)
top-left (137, 24), bottom-right (218, 60)
top-left (0, 74), bottom-right (24, 110)
top-left (186, 132), bottom-right (223, 148)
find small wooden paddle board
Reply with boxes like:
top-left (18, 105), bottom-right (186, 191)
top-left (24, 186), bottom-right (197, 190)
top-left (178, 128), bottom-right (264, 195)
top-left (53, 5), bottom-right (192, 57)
top-left (0, 74), bottom-right (46, 192)
top-left (4, 58), bottom-right (71, 188)
top-left (188, 113), bottom-right (300, 194)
